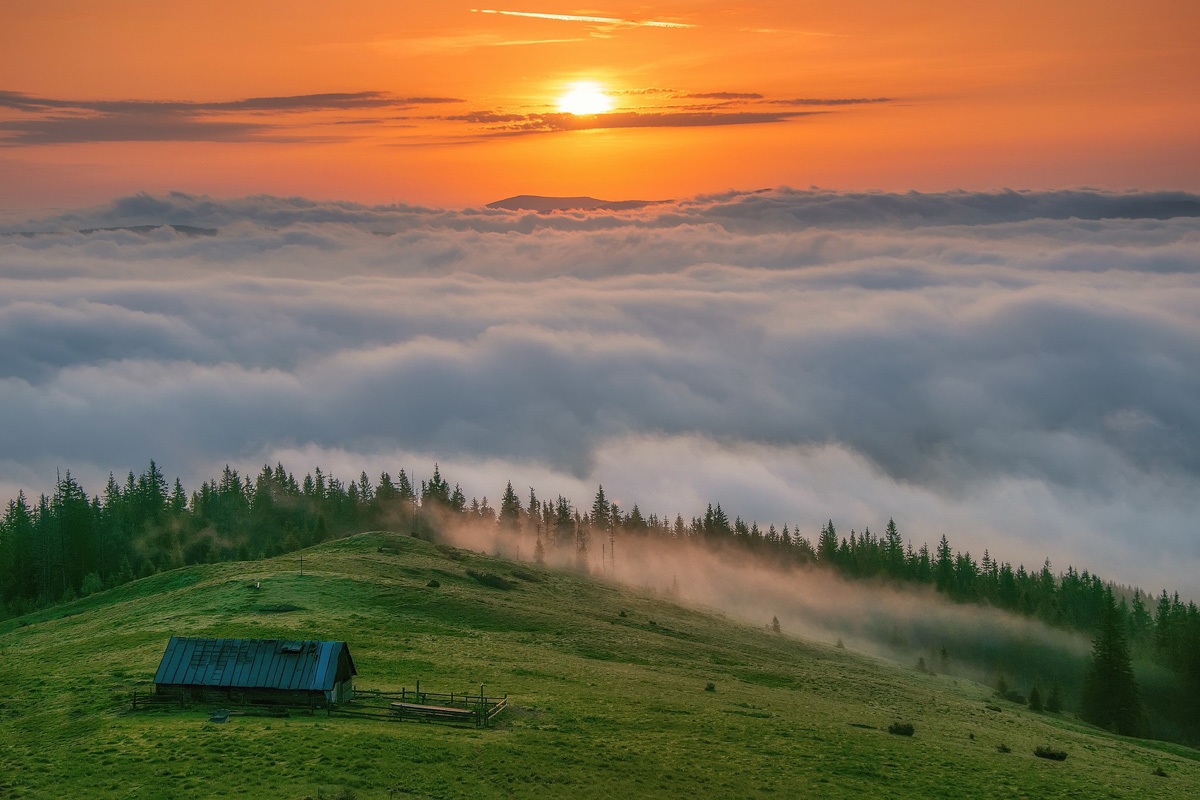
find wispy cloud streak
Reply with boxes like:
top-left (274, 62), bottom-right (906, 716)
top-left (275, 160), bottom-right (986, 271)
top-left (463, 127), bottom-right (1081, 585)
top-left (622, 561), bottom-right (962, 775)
top-left (367, 33), bottom-right (585, 55)
top-left (472, 109), bottom-right (819, 135)
top-left (0, 90), bottom-right (461, 115)
top-left (471, 9), bottom-right (694, 29)
top-left (769, 97), bottom-right (894, 106)
top-left (0, 90), bottom-right (463, 145)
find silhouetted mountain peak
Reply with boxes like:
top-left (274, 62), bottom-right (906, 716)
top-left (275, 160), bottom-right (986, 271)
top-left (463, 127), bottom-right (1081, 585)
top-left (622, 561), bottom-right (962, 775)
top-left (486, 195), bottom-right (663, 212)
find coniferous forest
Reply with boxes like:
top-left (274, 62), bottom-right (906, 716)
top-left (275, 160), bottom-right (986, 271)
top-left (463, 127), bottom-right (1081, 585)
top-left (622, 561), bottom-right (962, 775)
top-left (1, 460), bottom-right (1197, 743)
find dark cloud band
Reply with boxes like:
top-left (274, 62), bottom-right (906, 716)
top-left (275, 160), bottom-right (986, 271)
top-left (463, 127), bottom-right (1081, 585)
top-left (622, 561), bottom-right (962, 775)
top-left (0, 87), bottom-right (894, 145)
top-left (0, 90), bottom-right (464, 145)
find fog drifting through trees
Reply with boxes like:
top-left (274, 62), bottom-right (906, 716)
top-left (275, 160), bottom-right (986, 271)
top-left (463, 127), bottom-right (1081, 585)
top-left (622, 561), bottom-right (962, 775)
top-left (439, 507), bottom-right (1094, 684)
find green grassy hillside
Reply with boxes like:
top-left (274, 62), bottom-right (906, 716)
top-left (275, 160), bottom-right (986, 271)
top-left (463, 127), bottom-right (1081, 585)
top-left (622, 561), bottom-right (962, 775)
top-left (0, 532), bottom-right (1196, 799)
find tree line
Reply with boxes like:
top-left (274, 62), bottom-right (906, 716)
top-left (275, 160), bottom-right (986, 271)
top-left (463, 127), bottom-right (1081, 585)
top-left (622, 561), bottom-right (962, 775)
top-left (0, 460), bottom-right (1196, 740)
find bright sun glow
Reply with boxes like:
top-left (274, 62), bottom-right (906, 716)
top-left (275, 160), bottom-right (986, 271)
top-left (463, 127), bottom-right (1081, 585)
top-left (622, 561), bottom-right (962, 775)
top-left (556, 82), bottom-right (614, 115)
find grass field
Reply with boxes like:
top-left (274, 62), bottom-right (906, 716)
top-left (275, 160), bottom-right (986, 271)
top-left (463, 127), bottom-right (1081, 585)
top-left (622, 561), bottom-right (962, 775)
top-left (0, 532), bottom-right (1196, 799)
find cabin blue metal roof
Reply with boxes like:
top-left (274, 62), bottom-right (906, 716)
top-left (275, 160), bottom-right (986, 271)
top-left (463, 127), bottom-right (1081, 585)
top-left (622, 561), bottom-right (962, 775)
top-left (154, 637), bottom-right (355, 691)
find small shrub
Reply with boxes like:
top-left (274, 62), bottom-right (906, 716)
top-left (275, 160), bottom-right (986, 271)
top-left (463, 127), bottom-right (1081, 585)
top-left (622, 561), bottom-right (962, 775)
top-left (835, 638), bottom-right (845, 649)
top-left (996, 743), bottom-right (1011, 754)
top-left (1152, 767), bottom-right (1168, 777)
top-left (436, 545), bottom-right (467, 561)
top-left (618, 610), bottom-right (628, 618)
top-left (705, 682), bottom-right (716, 692)
top-left (79, 571), bottom-right (104, 597)
top-left (509, 568), bottom-right (543, 582)
top-left (1033, 746), bottom-right (1067, 761)
top-left (887, 722), bottom-right (914, 736)
top-left (426, 579), bottom-right (440, 588)
top-left (1002, 690), bottom-right (1026, 705)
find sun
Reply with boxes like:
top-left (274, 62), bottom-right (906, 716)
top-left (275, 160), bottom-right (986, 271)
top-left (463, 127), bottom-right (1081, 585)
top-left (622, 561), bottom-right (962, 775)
top-left (556, 81), bottom-right (614, 116)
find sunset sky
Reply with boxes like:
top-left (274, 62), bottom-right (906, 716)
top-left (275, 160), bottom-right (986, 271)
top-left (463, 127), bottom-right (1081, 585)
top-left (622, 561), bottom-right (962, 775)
top-left (3, 1), bottom-right (1198, 208)
top-left (2, 5), bottom-right (1200, 598)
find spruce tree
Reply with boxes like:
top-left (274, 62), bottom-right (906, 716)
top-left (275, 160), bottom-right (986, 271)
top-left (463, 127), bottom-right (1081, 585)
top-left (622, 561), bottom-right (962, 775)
top-left (817, 520), bottom-right (838, 564)
top-left (1046, 683), bottom-right (1063, 713)
top-left (884, 518), bottom-right (903, 574)
top-left (498, 481), bottom-right (522, 532)
top-left (590, 486), bottom-right (610, 531)
top-left (533, 532), bottom-right (545, 566)
top-left (935, 535), bottom-right (954, 593)
top-left (1080, 590), bottom-right (1146, 736)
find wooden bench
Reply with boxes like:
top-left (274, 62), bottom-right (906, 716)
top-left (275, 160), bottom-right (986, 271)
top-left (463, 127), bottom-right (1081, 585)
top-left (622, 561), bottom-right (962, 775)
top-left (390, 701), bottom-right (477, 723)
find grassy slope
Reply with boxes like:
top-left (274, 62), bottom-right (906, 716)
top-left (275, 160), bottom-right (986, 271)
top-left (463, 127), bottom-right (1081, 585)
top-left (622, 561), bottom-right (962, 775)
top-left (0, 532), bottom-right (1196, 799)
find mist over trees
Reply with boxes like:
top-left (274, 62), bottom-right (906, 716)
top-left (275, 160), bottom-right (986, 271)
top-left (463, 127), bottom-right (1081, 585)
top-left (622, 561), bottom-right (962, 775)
top-left (1, 460), bottom-right (1198, 742)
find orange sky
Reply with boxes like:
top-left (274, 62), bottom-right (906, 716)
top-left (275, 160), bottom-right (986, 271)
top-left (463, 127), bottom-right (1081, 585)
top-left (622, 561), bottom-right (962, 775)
top-left (1, 1), bottom-right (1197, 208)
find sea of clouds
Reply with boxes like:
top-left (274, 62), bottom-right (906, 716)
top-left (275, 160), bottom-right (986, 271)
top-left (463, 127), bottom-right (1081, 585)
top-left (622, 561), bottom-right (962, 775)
top-left (2, 188), bottom-right (1198, 596)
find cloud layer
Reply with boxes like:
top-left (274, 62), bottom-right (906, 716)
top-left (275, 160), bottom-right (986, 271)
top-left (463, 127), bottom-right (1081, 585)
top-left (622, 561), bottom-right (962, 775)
top-left (3, 188), bottom-right (1199, 596)
top-left (0, 91), bottom-right (464, 145)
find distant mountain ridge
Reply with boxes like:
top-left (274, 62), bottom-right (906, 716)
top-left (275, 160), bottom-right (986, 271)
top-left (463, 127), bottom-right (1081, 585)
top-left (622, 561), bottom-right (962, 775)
top-left (486, 195), bottom-right (664, 212)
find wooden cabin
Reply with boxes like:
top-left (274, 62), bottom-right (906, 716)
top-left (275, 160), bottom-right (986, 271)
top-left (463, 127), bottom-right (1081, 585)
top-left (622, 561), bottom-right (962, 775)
top-left (153, 637), bottom-right (356, 707)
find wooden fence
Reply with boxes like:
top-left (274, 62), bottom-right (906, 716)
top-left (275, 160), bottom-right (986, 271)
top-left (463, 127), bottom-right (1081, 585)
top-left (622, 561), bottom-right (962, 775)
top-left (344, 683), bottom-right (508, 727)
